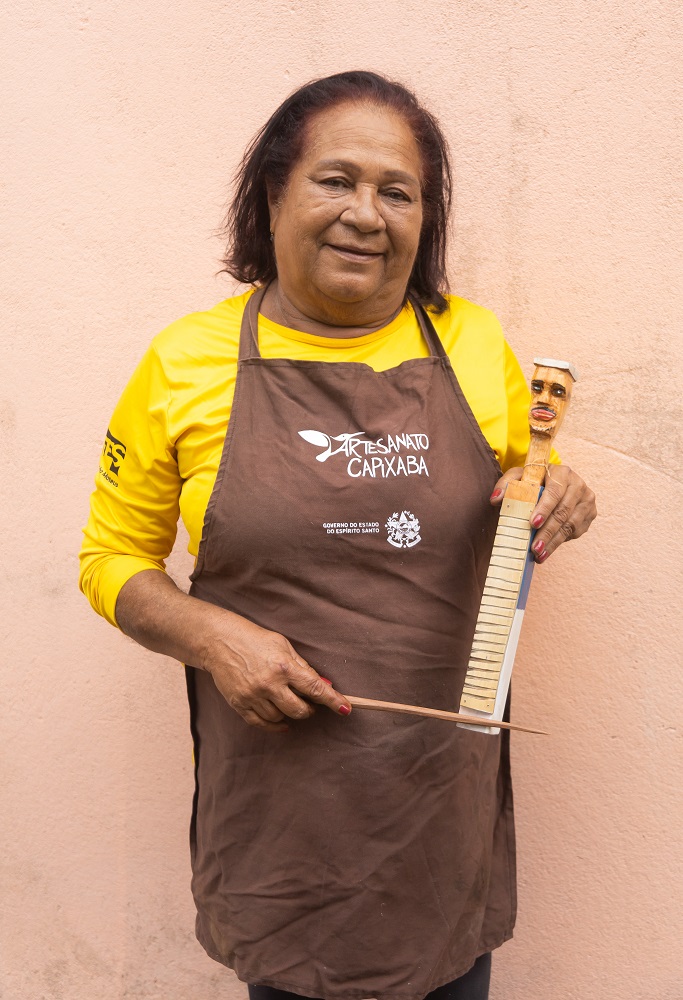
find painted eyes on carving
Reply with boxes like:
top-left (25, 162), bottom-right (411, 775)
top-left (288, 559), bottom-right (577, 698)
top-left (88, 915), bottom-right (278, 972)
top-left (531, 380), bottom-right (566, 398)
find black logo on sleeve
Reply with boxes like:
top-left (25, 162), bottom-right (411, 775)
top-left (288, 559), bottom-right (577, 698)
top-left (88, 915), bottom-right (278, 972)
top-left (102, 429), bottom-right (127, 476)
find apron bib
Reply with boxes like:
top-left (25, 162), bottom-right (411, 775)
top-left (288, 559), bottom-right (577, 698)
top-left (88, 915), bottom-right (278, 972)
top-left (186, 287), bottom-right (516, 1000)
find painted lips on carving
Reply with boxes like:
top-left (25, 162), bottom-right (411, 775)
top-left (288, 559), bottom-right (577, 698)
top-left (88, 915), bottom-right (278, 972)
top-left (530, 407), bottom-right (555, 421)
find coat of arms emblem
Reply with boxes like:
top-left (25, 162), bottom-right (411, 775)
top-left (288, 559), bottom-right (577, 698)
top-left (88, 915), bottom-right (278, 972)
top-left (385, 511), bottom-right (421, 549)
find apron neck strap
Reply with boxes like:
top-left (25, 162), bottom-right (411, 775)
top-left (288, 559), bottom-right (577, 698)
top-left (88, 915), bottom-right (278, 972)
top-left (238, 285), bottom-right (448, 361)
top-left (408, 296), bottom-right (448, 359)
top-left (239, 284), bottom-right (268, 361)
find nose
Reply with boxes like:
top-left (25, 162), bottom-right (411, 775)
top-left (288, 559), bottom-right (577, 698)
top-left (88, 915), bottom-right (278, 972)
top-left (340, 184), bottom-right (386, 233)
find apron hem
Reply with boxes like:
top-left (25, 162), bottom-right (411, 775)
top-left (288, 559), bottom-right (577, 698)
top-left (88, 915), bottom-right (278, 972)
top-left (196, 925), bottom-right (514, 1000)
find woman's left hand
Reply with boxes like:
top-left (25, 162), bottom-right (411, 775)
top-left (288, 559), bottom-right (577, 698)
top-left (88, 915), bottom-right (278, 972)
top-left (490, 465), bottom-right (597, 562)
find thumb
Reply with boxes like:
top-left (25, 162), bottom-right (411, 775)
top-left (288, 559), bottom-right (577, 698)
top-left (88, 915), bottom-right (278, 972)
top-left (489, 466), bottom-right (523, 505)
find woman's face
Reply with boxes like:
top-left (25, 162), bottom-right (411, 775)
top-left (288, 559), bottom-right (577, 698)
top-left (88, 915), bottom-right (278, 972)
top-left (269, 102), bottom-right (424, 326)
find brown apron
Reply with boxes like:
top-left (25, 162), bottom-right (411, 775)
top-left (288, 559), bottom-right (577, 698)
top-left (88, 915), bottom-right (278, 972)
top-left (186, 286), bottom-right (516, 1000)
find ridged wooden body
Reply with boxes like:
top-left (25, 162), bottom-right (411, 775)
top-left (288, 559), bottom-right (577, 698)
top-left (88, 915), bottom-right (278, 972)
top-left (457, 481), bottom-right (540, 734)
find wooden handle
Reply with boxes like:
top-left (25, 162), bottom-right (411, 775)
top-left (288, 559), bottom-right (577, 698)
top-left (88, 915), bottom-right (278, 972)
top-left (346, 696), bottom-right (548, 735)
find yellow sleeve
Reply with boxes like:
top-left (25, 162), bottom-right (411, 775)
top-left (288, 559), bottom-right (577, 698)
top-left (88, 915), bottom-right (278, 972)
top-left (501, 341), bottom-right (561, 471)
top-left (78, 343), bottom-right (181, 627)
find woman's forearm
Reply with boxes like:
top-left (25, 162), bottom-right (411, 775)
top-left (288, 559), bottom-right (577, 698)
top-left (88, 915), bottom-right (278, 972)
top-left (114, 569), bottom-right (351, 730)
top-left (115, 569), bottom-right (235, 671)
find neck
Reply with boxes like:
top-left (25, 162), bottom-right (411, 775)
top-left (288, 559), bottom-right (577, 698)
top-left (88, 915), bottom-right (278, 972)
top-left (260, 280), bottom-right (406, 339)
top-left (522, 432), bottom-right (555, 486)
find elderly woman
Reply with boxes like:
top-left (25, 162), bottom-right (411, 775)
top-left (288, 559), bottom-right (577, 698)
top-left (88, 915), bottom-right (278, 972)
top-left (80, 71), bottom-right (596, 1000)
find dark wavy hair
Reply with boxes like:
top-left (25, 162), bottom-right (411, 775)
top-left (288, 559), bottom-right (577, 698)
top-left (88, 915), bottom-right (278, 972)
top-left (220, 71), bottom-right (453, 312)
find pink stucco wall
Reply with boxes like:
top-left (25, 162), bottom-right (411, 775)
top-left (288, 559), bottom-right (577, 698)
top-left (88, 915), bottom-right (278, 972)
top-left (2, 2), bottom-right (681, 998)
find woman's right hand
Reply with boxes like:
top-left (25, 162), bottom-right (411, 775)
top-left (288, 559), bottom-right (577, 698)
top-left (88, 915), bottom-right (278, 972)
top-left (115, 568), bottom-right (351, 732)
top-left (201, 612), bottom-right (351, 732)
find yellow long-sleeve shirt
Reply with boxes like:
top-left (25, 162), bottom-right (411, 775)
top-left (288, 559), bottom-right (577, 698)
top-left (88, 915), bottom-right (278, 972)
top-left (80, 290), bottom-right (556, 627)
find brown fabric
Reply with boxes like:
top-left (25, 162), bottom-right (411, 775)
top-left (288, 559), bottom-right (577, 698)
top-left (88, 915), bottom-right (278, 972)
top-left (186, 287), bottom-right (516, 1000)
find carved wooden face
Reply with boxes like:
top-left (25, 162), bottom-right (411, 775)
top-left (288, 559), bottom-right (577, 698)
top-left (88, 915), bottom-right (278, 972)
top-left (528, 365), bottom-right (574, 436)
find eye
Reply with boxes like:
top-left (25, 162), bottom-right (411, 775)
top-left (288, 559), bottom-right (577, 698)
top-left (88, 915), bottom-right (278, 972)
top-left (384, 188), bottom-right (411, 203)
top-left (551, 385), bottom-right (566, 397)
top-left (320, 177), bottom-right (350, 190)
top-left (531, 380), bottom-right (544, 393)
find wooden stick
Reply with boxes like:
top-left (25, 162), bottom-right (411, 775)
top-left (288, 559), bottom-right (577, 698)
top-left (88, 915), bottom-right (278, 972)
top-left (346, 695), bottom-right (548, 735)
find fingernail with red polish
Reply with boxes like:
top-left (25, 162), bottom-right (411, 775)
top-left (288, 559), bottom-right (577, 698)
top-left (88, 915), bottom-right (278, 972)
top-left (490, 489), bottom-right (503, 501)
top-left (339, 704), bottom-right (351, 716)
top-left (320, 677), bottom-right (332, 685)
top-left (538, 550), bottom-right (549, 563)
top-left (533, 539), bottom-right (544, 555)
top-left (532, 514), bottom-right (544, 528)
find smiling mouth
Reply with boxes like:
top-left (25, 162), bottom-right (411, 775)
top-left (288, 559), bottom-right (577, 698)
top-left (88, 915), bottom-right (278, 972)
top-left (327, 244), bottom-right (384, 261)
top-left (530, 407), bottom-right (556, 421)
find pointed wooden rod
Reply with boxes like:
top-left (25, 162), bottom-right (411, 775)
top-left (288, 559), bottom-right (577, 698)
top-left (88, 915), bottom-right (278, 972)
top-left (345, 696), bottom-right (548, 735)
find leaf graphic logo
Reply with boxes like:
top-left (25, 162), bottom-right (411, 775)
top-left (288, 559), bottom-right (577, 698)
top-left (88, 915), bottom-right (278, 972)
top-left (298, 430), bottom-right (333, 462)
top-left (298, 429), bottom-right (366, 463)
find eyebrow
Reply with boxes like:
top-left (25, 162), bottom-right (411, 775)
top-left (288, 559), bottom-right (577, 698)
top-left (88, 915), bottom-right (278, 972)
top-left (315, 159), bottom-right (420, 187)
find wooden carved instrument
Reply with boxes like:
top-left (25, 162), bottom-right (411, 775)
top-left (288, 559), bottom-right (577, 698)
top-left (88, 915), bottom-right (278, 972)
top-left (456, 357), bottom-right (578, 735)
top-left (343, 358), bottom-right (577, 735)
